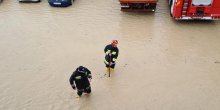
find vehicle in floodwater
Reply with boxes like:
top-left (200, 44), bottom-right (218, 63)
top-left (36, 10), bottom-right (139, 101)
top-left (119, 0), bottom-right (158, 12)
top-left (169, 0), bottom-right (220, 20)
top-left (48, 0), bottom-right (73, 7)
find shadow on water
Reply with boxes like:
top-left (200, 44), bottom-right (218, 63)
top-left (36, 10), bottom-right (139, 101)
top-left (121, 11), bottom-right (156, 16)
top-left (17, 0), bottom-right (41, 3)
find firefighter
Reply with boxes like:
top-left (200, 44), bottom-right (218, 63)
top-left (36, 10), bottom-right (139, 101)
top-left (104, 40), bottom-right (119, 69)
top-left (69, 66), bottom-right (92, 96)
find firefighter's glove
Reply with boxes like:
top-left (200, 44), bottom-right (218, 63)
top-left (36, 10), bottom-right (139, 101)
top-left (71, 84), bottom-right (76, 90)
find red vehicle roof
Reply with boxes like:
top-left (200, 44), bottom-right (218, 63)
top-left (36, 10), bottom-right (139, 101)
top-left (119, 0), bottom-right (158, 3)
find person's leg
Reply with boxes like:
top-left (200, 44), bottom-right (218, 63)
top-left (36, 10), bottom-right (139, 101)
top-left (77, 90), bottom-right (83, 96)
top-left (105, 62), bottom-right (109, 68)
top-left (110, 63), bottom-right (115, 69)
top-left (84, 86), bottom-right (91, 94)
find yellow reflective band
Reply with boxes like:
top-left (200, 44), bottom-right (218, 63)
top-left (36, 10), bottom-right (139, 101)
top-left (113, 58), bottom-right (117, 61)
top-left (112, 51), bottom-right (117, 55)
top-left (105, 50), bottom-right (111, 54)
top-left (104, 60), bottom-right (109, 64)
top-left (75, 76), bottom-right (82, 79)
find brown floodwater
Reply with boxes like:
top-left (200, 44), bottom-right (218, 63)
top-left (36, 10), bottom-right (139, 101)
top-left (0, 0), bottom-right (220, 110)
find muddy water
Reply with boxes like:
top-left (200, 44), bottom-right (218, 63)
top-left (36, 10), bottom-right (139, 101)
top-left (0, 0), bottom-right (220, 110)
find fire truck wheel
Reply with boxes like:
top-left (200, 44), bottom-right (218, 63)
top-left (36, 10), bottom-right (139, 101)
top-left (169, 0), bottom-right (173, 17)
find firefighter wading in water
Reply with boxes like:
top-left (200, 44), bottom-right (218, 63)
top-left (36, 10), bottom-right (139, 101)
top-left (104, 40), bottom-right (119, 69)
top-left (69, 66), bottom-right (92, 96)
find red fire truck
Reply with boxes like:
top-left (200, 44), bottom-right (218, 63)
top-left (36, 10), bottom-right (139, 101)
top-left (119, 0), bottom-right (158, 12)
top-left (169, 0), bottom-right (220, 20)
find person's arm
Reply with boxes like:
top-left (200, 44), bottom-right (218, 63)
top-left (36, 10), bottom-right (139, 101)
top-left (69, 73), bottom-right (75, 85)
top-left (104, 45), bottom-right (108, 53)
top-left (69, 72), bottom-right (76, 90)
top-left (104, 45), bottom-right (111, 55)
top-left (112, 48), bottom-right (119, 63)
top-left (84, 67), bottom-right (92, 79)
top-left (115, 48), bottom-right (119, 58)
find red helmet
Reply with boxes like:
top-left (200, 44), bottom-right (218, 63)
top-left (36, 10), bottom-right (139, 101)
top-left (111, 40), bottom-right (118, 45)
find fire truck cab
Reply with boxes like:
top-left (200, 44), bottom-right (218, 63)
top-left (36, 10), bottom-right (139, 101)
top-left (169, 0), bottom-right (220, 20)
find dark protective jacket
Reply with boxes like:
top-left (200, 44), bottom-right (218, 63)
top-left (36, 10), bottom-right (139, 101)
top-left (104, 44), bottom-right (119, 64)
top-left (69, 67), bottom-right (91, 90)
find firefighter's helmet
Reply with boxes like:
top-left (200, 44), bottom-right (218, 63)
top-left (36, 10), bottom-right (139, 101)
top-left (111, 40), bottom-right (118, 45)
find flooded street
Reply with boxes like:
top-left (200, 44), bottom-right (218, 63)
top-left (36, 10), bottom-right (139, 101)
top-left (1, 0), bottom-right (220, 110)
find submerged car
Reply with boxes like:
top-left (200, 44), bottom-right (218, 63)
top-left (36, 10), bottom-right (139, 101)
top-left (48, 0), bottom-right (73, 7)
top-left (18, 0), bottom-right (41, 2)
